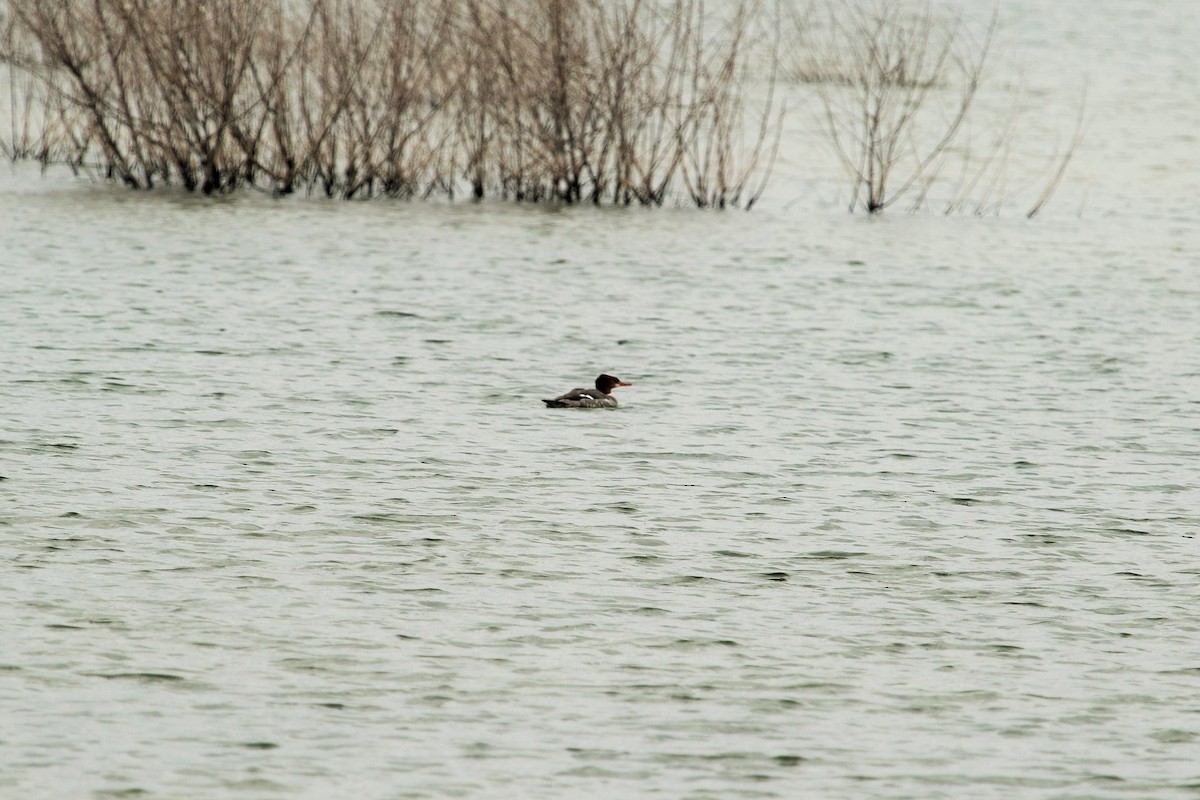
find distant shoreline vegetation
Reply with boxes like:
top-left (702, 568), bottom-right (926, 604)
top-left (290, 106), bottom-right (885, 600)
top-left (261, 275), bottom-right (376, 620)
top-left (0, 0), bottom-right (1082, 214)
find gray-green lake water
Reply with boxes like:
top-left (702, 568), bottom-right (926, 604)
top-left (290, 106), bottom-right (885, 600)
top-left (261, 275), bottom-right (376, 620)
top-left (3, 0), bottom-right (1199, 797)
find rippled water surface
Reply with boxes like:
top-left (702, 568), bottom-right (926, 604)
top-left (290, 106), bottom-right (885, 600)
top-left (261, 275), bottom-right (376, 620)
top-left (4, 2), bottom-right (1200, 798)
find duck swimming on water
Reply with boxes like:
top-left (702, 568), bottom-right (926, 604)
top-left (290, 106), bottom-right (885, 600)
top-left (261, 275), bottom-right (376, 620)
top-left (543, 374), bottom-right (632, 408)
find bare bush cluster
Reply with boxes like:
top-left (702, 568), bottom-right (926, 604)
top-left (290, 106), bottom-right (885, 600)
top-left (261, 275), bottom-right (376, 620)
top-left (792, 0), bottom-right (1085, 216)
top-left (3, 0), bottom-right (1083, 215)
top-left (799, 1), bottom-right (993, 213)
top-left (1, 0), bottom-right (781, 206)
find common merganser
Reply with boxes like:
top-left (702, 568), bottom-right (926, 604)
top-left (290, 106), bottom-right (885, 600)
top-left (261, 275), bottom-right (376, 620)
top-left (543, 374), bottom-right (632, 408)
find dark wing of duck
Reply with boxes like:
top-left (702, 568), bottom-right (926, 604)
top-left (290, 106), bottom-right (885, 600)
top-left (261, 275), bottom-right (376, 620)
top-left (543, 387), bottom-right (597, 408)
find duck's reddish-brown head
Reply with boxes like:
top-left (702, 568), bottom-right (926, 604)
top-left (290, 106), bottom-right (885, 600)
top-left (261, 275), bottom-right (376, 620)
top-left (596, 374), bottom-right (632, 394)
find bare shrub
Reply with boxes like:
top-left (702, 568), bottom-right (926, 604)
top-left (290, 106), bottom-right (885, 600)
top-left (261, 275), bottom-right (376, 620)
top-left (674, 0), bottom-right (784, 209)
top-left (1, 0), bottom-right (782, 207)
top-left (805, 0), bottom-right (994, 214)
top-left (1024, 84), bottom-right (1087, 219)
top-left (286, 0), bottom-right (462, 199)
top-left (5, 0), bottom-right (269, 189)
top-left (794, 0), bottom-right (1084, 216)
top-left (2, 18), bottom-right (74, 163)
top-left (456, 0), bottom-right (706, 205)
